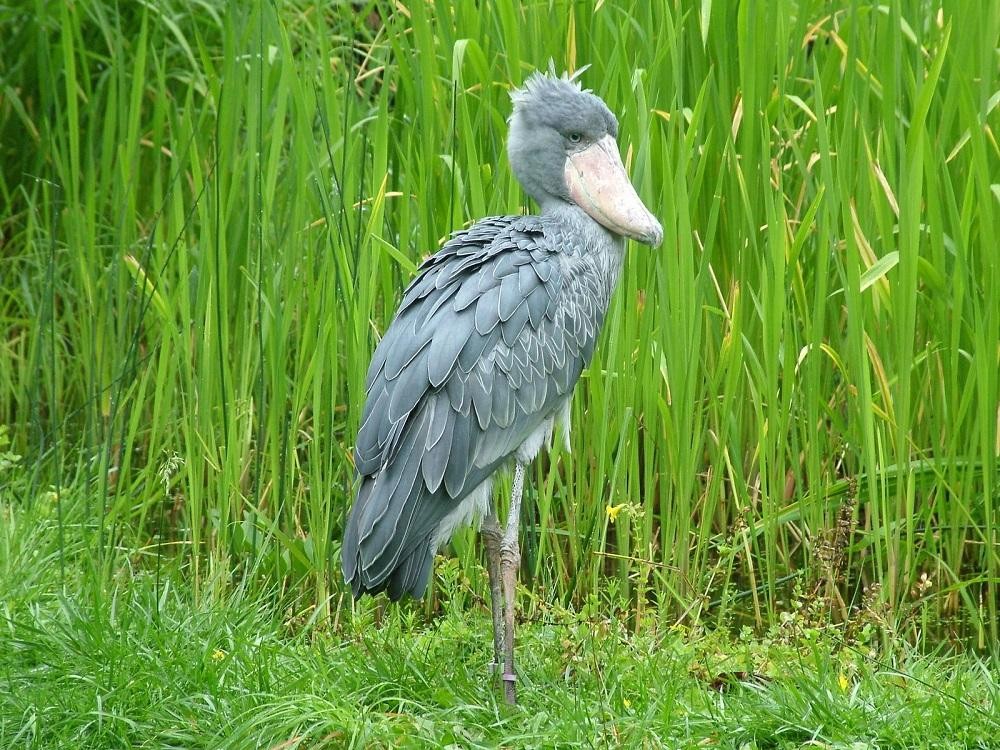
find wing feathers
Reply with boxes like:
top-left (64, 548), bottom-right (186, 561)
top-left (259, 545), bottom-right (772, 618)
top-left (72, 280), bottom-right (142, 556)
top-left (344, 213), bottom-right (610, 600)
top-left (427, 312), bottom-right (472, 387)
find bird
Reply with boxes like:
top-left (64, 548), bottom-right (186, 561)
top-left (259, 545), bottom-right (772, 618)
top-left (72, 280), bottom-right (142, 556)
top-left (342, 68), bottom-right (662, 704)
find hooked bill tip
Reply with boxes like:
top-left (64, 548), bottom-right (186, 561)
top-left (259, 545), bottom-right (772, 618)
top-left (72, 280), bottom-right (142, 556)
top-left (633, 221), bottom-right (663, 248)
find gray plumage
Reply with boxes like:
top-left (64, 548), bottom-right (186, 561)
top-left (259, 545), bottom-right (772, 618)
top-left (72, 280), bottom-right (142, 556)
top-left (342, 69), bottom-right (662, 604)
top-left (343, 212), bottom-right (619, 598)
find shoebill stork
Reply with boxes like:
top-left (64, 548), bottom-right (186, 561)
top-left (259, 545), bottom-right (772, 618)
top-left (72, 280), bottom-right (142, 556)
top-left (342, 69), bottom-right (662, 704)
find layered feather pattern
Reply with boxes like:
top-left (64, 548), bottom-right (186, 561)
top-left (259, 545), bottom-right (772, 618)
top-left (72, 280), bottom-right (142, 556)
top-left (342, 213), bottom-right (623, 599)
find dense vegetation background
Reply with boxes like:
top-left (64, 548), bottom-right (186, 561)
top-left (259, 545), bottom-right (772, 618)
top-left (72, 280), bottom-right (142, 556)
top-left (3, 0), bottom-right (998, 637)
top-left (2, 0), bottom-right (999, 745)
top-left (1, 2), bottom-right (999, 741)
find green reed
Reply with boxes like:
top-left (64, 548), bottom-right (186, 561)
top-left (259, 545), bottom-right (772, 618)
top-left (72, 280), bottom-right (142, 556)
top-left (1, 0), bottom-right (996, 642)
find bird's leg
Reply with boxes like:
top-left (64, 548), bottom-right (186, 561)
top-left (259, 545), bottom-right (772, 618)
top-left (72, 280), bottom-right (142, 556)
top-left (481, 507), bottom-right (504, 677)
top-left (500, 462), bottom-right (525, 705)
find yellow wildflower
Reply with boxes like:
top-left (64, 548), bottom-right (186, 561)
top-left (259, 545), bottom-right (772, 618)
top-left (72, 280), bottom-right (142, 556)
top-left (606, 503), bottom-right (625, 523)
top-left (211, 649), bottom-right (226, 662)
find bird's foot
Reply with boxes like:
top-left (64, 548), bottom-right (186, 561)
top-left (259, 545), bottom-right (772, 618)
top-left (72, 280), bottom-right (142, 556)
top-left (502, 671), bottom-right (517, 704)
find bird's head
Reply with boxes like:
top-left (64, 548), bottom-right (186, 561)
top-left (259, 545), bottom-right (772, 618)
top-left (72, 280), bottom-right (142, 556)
top-left (507, 68), bottom-right (663, 247)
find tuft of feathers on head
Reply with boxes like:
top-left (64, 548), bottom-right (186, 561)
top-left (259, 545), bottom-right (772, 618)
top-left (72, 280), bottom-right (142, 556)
top-left (510, 63), bottom-right (592, 110)
top-left (506, 61), bottom-right (617, 137)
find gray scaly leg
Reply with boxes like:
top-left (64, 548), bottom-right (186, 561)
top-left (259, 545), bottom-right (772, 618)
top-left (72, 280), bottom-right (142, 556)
top-left (500, 462), bottom-right (525, 705)
top-left (481, 507), bottom-right (504, 677)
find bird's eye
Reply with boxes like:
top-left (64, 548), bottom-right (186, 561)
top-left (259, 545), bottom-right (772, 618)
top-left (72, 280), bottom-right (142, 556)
top-left (567, 132), bottom-right (582, 144)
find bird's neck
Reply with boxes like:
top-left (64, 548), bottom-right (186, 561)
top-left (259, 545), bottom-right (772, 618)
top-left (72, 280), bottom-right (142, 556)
top-left (542, 201), bottom-right (627, 315)
top-left (542, 200), bottom-right (627, 255)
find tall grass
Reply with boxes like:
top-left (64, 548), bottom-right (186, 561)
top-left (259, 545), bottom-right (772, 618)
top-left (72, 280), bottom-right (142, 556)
top-left (1, 0), bottom-right (997, 641)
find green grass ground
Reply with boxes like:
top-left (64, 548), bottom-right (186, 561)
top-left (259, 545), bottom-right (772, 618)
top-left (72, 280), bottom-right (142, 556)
top-left (2, 496), bottom-right (999, 749)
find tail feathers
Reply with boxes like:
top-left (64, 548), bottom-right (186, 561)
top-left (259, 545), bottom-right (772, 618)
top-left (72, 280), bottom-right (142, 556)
top-left (344, 537), bottom-right (435, 601)
top-left (387, 544), bottom-right (434, 600)
top-left (342, 474), bottom-right (437, 601)
top-left (340, 476), bottom-right (373, 586)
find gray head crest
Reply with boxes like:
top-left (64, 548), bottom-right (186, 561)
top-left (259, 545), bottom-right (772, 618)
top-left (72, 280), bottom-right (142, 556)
top-left (510, 64), bottom-right (593, 112)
